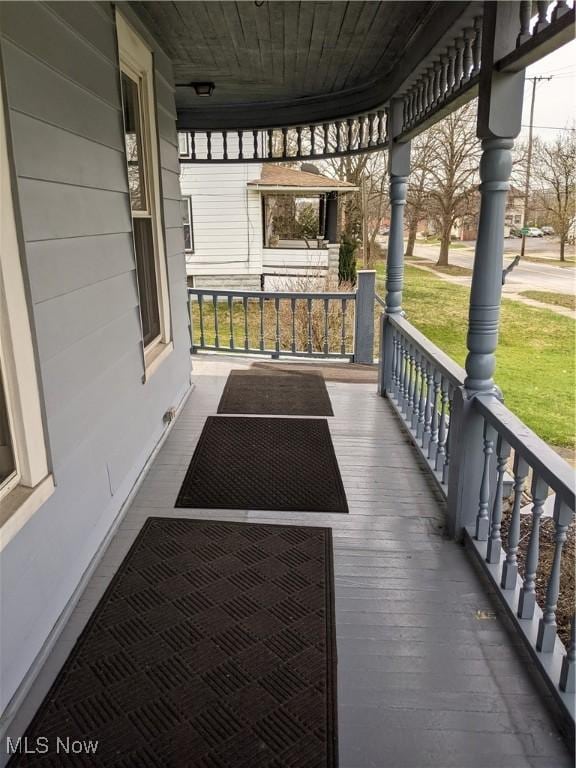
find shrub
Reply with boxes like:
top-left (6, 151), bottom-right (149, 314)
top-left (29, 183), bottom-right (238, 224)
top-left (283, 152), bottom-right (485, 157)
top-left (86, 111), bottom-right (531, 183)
top-left (339, 235), bottom-right (358, 286)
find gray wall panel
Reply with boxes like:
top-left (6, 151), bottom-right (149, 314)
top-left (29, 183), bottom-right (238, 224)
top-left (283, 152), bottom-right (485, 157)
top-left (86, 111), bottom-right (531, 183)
top-left (0, 3), bottom-right (120, 107)
top-left (17, 179), bottom-right (131, 241)
top-left (34, 271), bottom-right (139, 363)
top-left (0, 1), bottom-right (191, 717)
top-left (2, 40), bottom-right (123, 150)
top-left (26, 233), bottom-right (135, 304)
top-left (10, 111), bottom-right (127, 192)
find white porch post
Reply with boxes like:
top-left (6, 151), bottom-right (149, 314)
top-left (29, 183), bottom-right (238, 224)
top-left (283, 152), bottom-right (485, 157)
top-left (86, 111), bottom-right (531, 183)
top-left (447, 4), bottom-right (526, 538)
top-left (379, 100), bottom-right (410, 395)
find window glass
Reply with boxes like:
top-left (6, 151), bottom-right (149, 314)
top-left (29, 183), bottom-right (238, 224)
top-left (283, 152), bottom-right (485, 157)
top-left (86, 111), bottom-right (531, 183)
top-left (121, 72), bottom-right (147, 212)
top-left (133, 219), bottom-right (161, 346)
top-left (263, 194), bottom-right (326, 247)
top-left (0, 365), bottom-right (16, 489)
top-left (182, 198), bottom-right (194, 252)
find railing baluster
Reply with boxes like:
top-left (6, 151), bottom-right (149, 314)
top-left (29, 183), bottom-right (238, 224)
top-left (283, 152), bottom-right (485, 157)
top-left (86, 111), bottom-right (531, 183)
top-left (267, 129), bottom-right (273, 159)
top-left (518, 475), bottom-right (549, 619)
top-left (310, 125), bottom-right (316, 155)
top-left (537, 497), bottom-right (571, 651)
top-left (222, 131), bottom-right (228, 160)
top-left (340, 299), bottom-right (347, 356)
top-left (534, 1), bottom-right (550, 34)
top-left (228, 295), bottom-right (234, 350)
top-left (282, 127), bottom-right (288, 159)
top-left (442, 386), bottom-right (452, 485)
top-left (472, 16), bottom-right (482, 75)
top-left (296, 126), bottom-right (302, 156)
top-left (259, 296), bottom-right (264, 351)
top-left (517, 1), bottom-right (532, 46)
top-left (428, 372), bottom-right (441, 462)
top-left (291, 298), bottom-right (296, 354)
top-left (237, 130), bottom-right (243, 160)
top-left (206, 130), bottom-right (212, 161)
top-left (411, 349), bottom-right (421, 431)
top-left (307, 298), bottom-right (313, 354)
top-left (198, 294), bottom-right (205, 348)
top-left (422, 361), bottom-right (433, 450)
top-left (486, 435), bottom-right (511, 563)
top-left (405, 345), bottom-right (415, 418)
top-left (323, 123), bottom-right (329, 154)
top-left (212, 294), bottom-right (219, 348)
top-left (501, 453), bottom-right (529, 589)
top-left (274, 297), bottom-right (280, 357)
top-left (243, 296), bottom-right (249, 350)
top-left (417, 356), bottom-right (427, 439)
top-left (190, 131), bottom-right (196, 161)
top-left (560, 617), bottom-right (576, 693)
top-left (323, 298), bottom-right (329, 355)
top-left (435, 378), bottom-right (449, 473)
top-left (391, 333), bottom-right (400, 398)
top-left (475, 419), bottom-right (495, 540)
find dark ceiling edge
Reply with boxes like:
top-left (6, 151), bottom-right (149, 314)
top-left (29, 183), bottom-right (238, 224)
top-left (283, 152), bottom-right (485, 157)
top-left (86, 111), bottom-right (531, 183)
top-left (173, 1), bottom-right (471, 131)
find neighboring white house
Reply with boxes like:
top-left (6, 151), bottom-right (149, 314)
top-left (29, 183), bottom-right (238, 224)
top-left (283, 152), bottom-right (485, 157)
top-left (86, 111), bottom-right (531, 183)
top-left (179, 136), bottom-right (357, 289)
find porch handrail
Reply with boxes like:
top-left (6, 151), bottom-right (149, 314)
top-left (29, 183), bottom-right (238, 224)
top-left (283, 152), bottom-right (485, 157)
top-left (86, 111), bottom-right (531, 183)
top-left (387, 314), bottom-right (466, 388)
top-left (474, 396), bottom-right (575, 508)
top-left (188, 288), bottom-right (356, 301)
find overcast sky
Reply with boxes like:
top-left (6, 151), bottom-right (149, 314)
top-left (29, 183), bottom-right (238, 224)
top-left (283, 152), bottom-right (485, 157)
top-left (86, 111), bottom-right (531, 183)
top-left (520, 38), bottom-right (576, 142)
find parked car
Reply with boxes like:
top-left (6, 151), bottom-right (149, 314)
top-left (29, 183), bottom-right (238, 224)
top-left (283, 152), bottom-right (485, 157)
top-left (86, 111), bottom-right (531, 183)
top-left (525, 227), bottom-right (544, 237)
top-left (508, 227), bottom-right (523, 238)
top-left (541, 226), bottom-right (555, 236)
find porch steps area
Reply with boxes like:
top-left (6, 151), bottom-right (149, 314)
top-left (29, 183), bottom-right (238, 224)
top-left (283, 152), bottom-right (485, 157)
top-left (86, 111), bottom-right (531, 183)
top-left (7, 356), bottom-right (571, 767)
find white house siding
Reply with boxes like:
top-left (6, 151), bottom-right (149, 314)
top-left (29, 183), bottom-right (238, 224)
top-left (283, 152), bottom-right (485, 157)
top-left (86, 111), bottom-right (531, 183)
top-left (0, 2), bottom-right (191, 718)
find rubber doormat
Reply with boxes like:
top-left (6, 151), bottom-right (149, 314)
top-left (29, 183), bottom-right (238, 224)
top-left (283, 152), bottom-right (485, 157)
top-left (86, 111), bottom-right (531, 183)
top-left (217, 370), bottom-right (334, 416)
top-left (175, 417), bottom-right (348, 513)
top-left (9, 518), bottom-right (338, 767)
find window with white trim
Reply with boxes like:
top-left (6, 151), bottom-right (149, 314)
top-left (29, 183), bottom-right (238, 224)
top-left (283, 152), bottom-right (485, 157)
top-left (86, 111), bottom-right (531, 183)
top-left (0, 82), bottom-right (53, 537)
top-left (116, 11), bottom-right (172, 366)
top-left (182, 197), bottom-right (194, 253)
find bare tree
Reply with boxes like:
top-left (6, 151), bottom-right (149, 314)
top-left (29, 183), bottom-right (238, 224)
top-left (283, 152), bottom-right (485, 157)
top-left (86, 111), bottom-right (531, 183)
top-left (419, 101), bottom-right (481, 266)
top-left (405, 131), bottom-right (435, 258)
top-left (532, 132), bottom-right (576, 262)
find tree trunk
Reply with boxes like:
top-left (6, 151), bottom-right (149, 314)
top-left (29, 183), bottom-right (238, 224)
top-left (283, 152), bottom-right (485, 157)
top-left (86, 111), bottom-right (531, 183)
top-left (405, 220), bottom-right (418, 258)
top-left (560, 237), bottom-right (565, 262)
top-left (437, 226), bottom-right (451, 266)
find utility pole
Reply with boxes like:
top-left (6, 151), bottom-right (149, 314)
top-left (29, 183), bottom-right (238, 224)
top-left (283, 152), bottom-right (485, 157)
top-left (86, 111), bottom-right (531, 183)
top-left (520, 75), bottom-right (552, 258)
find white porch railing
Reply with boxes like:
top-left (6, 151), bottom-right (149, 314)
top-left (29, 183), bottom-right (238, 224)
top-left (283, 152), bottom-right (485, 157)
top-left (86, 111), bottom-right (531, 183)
top-left (379, 312), bottom-right (575, 730)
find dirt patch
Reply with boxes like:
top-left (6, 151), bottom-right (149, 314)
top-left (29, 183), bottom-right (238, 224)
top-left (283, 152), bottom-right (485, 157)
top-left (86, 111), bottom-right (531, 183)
top-left (501, 505), bottom-right (575, 647)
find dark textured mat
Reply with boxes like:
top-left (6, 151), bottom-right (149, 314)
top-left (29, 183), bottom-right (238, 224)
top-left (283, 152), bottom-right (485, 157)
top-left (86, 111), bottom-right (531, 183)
top-left (175, 417), bottom-right (348, 513)
top-left (217, 370), bottom-right (334, 416)
top-left (9, 518), bottom-right (338, 767)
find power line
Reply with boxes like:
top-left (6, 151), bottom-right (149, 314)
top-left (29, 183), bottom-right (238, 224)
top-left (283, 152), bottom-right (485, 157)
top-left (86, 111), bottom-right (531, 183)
top-left (521, 124), bottom-right (576, 130)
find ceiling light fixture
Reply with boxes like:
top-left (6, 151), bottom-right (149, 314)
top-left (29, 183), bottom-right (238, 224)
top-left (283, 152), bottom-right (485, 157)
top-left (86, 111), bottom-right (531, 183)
top-left (176, 82), bottom-right (215, 97)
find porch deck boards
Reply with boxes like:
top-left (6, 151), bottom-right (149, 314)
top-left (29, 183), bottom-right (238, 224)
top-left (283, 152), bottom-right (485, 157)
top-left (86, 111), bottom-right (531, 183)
top-left (10, 356), bottom-right (570, 767)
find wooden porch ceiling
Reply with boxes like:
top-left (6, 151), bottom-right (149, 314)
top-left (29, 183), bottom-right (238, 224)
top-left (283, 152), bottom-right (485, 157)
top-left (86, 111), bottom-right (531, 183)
top-left (130, 0), bottom-right (472, 130)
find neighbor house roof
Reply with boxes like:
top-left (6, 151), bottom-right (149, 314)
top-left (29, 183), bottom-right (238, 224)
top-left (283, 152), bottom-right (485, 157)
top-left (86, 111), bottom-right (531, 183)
top-left (248, 164), bottom-right (358, 192)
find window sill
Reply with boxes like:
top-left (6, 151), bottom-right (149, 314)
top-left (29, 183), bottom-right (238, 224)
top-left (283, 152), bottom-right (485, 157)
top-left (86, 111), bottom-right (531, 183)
top-left (0, 474), bottom-right (55, 552)
top-left (143, 340), bottom-right (174, 381)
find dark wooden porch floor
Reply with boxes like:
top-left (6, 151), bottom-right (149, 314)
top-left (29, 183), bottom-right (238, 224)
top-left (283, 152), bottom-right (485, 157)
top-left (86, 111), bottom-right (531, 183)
top-left (7, 356), bottom-right (571, 767)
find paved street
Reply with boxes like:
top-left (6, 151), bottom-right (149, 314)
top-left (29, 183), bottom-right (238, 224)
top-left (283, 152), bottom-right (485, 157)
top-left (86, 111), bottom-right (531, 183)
top-left (410, 240), bottom-right (575, 296)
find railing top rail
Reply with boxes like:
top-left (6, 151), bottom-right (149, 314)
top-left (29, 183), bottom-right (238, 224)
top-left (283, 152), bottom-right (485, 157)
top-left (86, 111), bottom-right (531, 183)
top-left (475, 396), bottom-right (576, 509)
top-left (375, 294), bottom-right (386, 309)
top-left (187, 288), bottom-right (356, 301)
top-left (388, 314), bottom-right (466, 387)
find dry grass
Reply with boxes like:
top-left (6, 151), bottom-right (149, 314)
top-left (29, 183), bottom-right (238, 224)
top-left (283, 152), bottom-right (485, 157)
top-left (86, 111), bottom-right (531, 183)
top-left (520, 291), bottom-right (576, 311)
top-left (190, 274), bottom-right (357, 356)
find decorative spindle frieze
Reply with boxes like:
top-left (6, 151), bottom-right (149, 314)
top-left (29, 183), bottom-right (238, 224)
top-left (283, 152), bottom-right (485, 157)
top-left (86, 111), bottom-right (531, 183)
top-left (517, 1), bottom-right (532, 46)
top-left (534, 1), bottom-right (551, 33)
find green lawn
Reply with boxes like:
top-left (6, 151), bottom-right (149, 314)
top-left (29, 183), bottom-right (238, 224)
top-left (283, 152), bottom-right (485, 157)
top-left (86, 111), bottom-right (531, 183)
top-left (375, 262), bottom-right (576, 448)
top-left (520, 290), bottom-right (576, 311)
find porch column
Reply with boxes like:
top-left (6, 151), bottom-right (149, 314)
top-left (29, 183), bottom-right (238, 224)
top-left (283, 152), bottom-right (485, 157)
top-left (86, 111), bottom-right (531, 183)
top-left (325, 193), bottom-right (338, 244)
top-left (379, 99), bottom-right (410, 394)
top-left (447, 4), bottom-right (525, 538)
